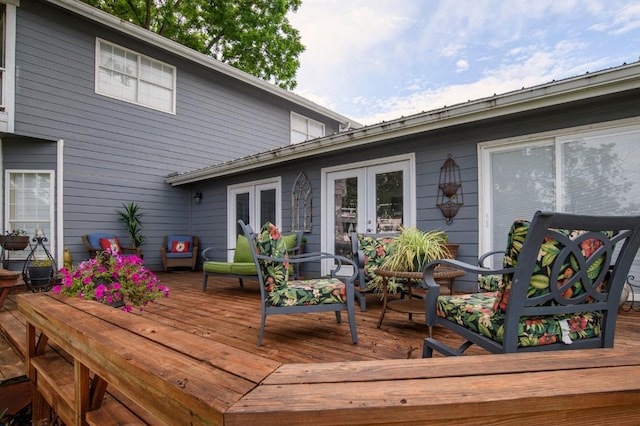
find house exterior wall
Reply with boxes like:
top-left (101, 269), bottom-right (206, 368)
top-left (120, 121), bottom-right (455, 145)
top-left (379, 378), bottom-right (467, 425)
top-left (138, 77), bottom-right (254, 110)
top-left (191, 89), bottom-right (640, 290)
top-left (6, 0), bottom-right (343, 270)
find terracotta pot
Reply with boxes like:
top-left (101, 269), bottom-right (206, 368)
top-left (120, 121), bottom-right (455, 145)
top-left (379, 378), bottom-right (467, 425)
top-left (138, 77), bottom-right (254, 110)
top-left (443, 243), bottom-right (459, 259)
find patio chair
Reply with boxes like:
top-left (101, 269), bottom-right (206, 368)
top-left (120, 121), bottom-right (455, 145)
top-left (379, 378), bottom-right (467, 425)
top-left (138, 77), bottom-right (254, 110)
top-left (422, 211), bottom-right (640, 357)
top-left (240, 220), bottom-right (358, 346)
top-left (81, 233), bottom-right (141, 258)
top-left (161, 235), bottom-right (199, 271)
top-left (350, 232), bottom-right (397, 311)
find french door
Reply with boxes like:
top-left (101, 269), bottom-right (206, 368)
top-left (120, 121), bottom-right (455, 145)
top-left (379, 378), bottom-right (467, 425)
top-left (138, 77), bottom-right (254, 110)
top-left (227, 178), bottom-right (281, 260)
top-left (322, 155), bottom-right (415, 275)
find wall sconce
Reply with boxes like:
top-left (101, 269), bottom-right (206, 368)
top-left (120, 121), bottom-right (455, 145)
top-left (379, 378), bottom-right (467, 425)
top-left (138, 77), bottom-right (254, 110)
top-left (436, 154), bottom-right (464, 224)
top-left (193, 192), bottom-right (203, 204)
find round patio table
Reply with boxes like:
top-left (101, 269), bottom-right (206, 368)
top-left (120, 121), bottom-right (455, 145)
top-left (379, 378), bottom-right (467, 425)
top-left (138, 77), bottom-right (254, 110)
top-left (375, 267), bottom-right (464, 328)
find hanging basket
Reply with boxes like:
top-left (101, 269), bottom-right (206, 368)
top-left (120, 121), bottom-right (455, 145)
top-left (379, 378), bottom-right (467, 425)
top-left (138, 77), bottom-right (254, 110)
top-left (0, 236), bottom-right (30, 250)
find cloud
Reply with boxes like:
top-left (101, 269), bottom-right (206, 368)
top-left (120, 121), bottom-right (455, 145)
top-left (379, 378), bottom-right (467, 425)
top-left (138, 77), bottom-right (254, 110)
top-left (455, 59), bottom-right (469, 73)
top-left (289, 0), bottom-right (640, 126)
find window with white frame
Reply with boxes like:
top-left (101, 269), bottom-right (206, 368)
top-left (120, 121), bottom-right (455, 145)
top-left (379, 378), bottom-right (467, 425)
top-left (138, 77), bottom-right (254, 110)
top-left (96, 39), bottom-right (176, 114)
top-left (5, 170), bottom-right (55, 259)
top-left (291, 112), bottom-right (324, 143)
top-left (479, 120), bottom-right (640, 283)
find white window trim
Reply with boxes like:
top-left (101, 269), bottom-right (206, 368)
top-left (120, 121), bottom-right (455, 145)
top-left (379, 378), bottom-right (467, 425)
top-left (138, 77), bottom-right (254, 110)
top-left (227, 177), bottom-right (282, 259)
top-left (4, 169), bottom-right (56, 259)
top-left (291, 111), bottom-right (325, 144)
top-left (478, 116), bottom-right (640, 255)
top-left (95, 38), bottom-right (177, 114)
top-left (0, 3), bottom-right (17, 132)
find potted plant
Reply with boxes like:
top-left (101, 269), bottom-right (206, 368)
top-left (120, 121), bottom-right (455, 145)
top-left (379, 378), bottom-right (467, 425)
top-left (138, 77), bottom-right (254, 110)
top-left (375, 226), bottom-right (451, 294)
top-left (53, 251), bottom-right (169, 311)
top-left (0, 229), bottom-right (30, 250)
top-left (115, 202), bottom-right (146, 249)
top-left (24, 258), bottom-right (55, 290)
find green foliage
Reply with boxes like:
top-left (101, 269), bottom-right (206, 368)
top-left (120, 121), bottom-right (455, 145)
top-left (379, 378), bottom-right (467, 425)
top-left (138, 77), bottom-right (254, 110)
top-left (81, 0), bottom-right (304, 90)
top-left (381, 227), bottom-right (449, 273)
top-left (29, 258), bottom-right (53, 267)
top-left (115, 202), bottom-right (145, 247)
top-left (3, 229), bottom-right (27, 236)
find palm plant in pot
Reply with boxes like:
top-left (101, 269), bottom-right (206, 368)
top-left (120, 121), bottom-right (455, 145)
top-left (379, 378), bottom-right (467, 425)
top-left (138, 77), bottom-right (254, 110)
top-left (376, 227), bottom-right (451, 294)
top-left (115, 202), bottom-right (145, 252)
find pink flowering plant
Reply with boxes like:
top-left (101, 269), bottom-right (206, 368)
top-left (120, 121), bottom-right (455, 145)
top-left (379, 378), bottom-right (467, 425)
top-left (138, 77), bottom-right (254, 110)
top-left (53, 251), bottom-right (169, 311)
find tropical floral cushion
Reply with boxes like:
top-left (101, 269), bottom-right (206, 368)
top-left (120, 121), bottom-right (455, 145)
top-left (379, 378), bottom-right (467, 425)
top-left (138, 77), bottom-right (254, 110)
top-left (435, 292), bottom-right (602, 347)
top-left (267, 277), bottom-right (347, 307)
top-left (357, 234), bottom-right (396, 291)
top-left (257, 223), bottom-right (348, 307)
top-left (255, 223), bottom-right (290, 292)
top-left (492, 219), bottom-right (612, 315)
top-left (478, 275), bottom-right (501, 292)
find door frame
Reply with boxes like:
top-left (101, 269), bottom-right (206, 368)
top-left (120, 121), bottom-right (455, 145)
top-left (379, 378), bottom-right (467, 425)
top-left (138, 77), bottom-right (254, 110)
top-left (320, 153), bottom-right (416, 275)
top-left (227, 177), bottom-right (281, 259)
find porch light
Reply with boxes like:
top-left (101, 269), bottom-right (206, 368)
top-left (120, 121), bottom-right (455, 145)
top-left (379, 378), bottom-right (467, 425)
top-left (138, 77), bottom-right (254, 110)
top-left (436, 154), bottom-right (464, 224)
top-left (193, 192), bottom-right (203, 204)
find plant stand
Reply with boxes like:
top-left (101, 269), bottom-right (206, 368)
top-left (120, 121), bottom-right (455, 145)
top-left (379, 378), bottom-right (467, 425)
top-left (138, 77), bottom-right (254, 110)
top-left (0, 237), bottom-right (32, 270)
top-left (22, 233), bottom-right (57, 293)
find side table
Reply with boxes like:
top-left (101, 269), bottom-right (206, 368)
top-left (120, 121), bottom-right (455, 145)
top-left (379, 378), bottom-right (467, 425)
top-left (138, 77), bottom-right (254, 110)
top-left (375, 267), bottom-right (464, 329)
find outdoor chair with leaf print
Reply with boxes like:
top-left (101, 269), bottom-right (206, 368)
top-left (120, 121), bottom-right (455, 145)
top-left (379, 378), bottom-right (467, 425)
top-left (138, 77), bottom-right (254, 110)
top-left (422, 211), bottom-right (640, 357)
top-left (239, 220), bottom-right (358, 347)
top-left (350, 232), bottom-right (397, 312)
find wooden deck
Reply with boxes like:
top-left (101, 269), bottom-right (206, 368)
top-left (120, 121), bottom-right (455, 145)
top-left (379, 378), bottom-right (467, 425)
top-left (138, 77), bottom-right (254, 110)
top-left (3, 271), bottom-right (640, 363)
top-left (2, 272), bottom-right (640, 424)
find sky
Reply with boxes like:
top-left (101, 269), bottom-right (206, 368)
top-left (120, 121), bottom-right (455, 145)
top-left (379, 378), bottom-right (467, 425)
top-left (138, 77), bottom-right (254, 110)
top-left (288, 0), bottom-right (640, 126)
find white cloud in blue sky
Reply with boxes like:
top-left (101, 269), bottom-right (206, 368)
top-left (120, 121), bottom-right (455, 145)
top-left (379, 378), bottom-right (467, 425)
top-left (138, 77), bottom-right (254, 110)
top-left (288, 0), bottom-right (640, 125)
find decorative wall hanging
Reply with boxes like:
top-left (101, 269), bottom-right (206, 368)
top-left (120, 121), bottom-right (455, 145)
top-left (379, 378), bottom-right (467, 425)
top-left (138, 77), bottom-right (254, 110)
top-left (291, 172), bottom-right (312, 232)
top-left (436, 154), bottom-right (464, 224)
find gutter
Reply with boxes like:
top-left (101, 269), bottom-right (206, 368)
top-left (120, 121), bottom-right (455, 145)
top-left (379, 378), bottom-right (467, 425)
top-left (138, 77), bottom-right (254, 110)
top-left (166, 61), bottom-right (640, 186)
top-left (43, 0), bottom-right (359, 127)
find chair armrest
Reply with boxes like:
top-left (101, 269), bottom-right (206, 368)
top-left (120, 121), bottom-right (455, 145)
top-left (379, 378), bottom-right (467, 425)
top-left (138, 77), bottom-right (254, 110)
top-left (256, 251), bottom-right (359, 284)
top-left (201, 247), bottom-right (234, 261)
top-left (478, 250), bottom-right (505, 268)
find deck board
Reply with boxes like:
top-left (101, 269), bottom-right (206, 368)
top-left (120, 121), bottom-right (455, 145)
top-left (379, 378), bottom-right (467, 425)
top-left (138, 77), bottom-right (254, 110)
top-left (3, 271), bottom-right (640, 365)
top-left (3, 271), bottom-right (640, 424)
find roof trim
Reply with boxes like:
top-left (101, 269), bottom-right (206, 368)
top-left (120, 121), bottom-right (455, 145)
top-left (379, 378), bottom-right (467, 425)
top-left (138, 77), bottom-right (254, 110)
top-left (166, 61), bottom-right (640, 186)
top-left (44, 0), bottom-right (358, 126)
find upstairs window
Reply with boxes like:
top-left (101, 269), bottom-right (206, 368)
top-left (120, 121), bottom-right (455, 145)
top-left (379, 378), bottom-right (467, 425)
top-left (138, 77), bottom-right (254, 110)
top-left (96, 39), bottom-right (176, 114)
top-left (291, 112), bottom-right (324, 143)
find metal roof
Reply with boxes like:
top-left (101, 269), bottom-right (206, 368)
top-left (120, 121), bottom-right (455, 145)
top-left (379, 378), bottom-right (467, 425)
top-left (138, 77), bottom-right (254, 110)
top-left (166, 61), bottom-right (640, 186)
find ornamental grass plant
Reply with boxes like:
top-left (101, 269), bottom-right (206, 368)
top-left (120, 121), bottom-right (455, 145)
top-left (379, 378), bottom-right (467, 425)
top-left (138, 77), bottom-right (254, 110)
top-left (377, 226), bottom-right (450, 294)
top-left (54, 251), bottom-right (169, 311)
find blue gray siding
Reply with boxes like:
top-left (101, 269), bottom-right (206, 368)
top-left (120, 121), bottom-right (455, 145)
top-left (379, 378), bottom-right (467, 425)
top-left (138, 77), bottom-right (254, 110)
top-left (190, 89), bottom-right (640, 291)
top-left (11, 0), bottom-right (341, 269)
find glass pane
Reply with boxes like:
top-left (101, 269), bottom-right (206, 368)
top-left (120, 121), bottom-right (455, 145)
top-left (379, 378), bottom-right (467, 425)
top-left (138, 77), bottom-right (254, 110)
top-left (309, 121), bottom-right (324, 138)
top-left (562, 133), bottom-right (640, 288)
top-left (562, 136), bottom-right (640, 215)
top-left (490, 144), bottom-right (555, 255)
top-left (376, 170), bottom-right (403, 232)
top-left (8, 172), bottom-right (52, 258)
top-left (235, 192), bottom-right (250, 237)
top-left (334, 177), bottom-right (358, 257)
top-left (260, 189), bottom-right (276, 225)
